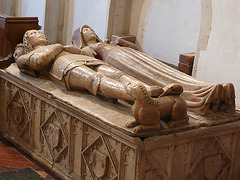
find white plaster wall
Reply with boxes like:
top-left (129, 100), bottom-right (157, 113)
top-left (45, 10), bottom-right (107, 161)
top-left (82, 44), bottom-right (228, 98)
top-left (19, 0), bottom-right (46, 30)
top-left (0, 0), bottom-right (16, 16)
top-left (196, 0), bottom-right (240, 109)
top-left (141, 0), bottom-right (201, 65)
top-left (72, 0), bottom-right (109, 40)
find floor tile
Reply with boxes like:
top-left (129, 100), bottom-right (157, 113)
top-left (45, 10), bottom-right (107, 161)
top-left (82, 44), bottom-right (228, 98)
top-left (23, 163), bottom-right (39, 170)
top-left (0, 159), bottom-right (31, 169)
top-left (0, 142), bottom-right (9, 148)
top-left (0, 146), bottom-right (20, 155)
top-left (0, 167), bottom-right (44, 179)
top-left (0, 166), bottom-right (17, 173)
top-left (0, 134), bottom-right (61, 179)
top-left (0, 153), bottom-right (33, 164)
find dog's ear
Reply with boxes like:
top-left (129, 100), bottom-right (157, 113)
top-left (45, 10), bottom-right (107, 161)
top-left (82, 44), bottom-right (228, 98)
top-left (162, 83), bottom-right (183, 96)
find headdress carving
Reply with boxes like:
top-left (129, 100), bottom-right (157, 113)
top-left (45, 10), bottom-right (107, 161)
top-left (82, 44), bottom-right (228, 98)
top-left (72, 25), bottom-right (102, 49)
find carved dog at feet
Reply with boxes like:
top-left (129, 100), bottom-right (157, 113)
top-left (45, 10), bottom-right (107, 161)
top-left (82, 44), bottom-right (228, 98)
top-left (126, 83), bottom-right (189, 133)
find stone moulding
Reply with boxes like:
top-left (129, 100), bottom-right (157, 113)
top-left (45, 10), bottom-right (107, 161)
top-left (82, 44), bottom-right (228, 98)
top-left (1, 64), bottom-right (240, 180)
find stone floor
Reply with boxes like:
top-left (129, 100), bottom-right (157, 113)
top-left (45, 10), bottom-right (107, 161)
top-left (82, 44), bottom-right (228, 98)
top-left (0, 132), bottom-right (61, 179)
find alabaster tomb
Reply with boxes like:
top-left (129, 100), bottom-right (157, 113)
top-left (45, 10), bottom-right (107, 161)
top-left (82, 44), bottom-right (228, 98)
top-left (0, 27), bottom-right (240, 180)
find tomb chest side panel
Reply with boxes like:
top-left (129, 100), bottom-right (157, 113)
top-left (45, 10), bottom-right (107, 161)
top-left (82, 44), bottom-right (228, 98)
top-left (0, 77), bottom-right (32, 146)
top-left (143, 125), bottom-right (240, 180)
top-left (0, 75), bottom-right (143, 180)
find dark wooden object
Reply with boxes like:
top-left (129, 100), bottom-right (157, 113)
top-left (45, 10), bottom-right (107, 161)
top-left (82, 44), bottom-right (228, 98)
top-left (178, 52), bottom-right (195, 75)
top-left (0, 13), bottom-right (40, 69)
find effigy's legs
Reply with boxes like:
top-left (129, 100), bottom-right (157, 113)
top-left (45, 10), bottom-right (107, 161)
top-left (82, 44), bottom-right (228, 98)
top-left (96, 65), bottom-right (163, 97)
top-left (65, 65), bottom-right (135, 101)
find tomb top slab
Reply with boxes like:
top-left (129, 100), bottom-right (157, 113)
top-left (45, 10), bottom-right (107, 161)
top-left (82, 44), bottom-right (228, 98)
top-left (1, 63), bottom-right (239, 137)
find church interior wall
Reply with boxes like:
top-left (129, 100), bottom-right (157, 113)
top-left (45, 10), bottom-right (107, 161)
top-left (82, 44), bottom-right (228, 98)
top-left (44, 0), bottom-right (65, 44)
top-left (195, 0), bottom-right (240, 109)
top-left (134, 0), bottom-right (201, 66)
top-left (0, 0), bottom-right (16, 16)
top-left (72, 0), bottom-right (110, 41)
top-left (16, 0), bottom-right (46, 30)
top-left (106, 0), bottom-right (201, 66)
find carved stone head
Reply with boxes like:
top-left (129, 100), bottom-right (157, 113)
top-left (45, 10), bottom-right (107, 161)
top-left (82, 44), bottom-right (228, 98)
top-left (72, 25), bottom-right (102, 49)
top-left (23, 30), bottom-right (49, 53)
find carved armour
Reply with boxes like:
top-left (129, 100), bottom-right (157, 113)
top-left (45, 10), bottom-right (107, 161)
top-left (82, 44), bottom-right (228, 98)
top-left (49, 54), bottom-right (106, 90)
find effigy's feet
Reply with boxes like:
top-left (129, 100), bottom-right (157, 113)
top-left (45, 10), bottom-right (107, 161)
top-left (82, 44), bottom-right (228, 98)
top-left (219, 103), bottom-right (235, 113)
top-left (211, 103), bottom-right (221, 113)
top-left (125, 83), bottom-right (163, 98)
top-left (200, 83), bottom-right (236, 114)
top-left (162, 83), bottom-right (183, 96)
top-left (125, 83), bottom-right (136, 96)
top-left (147, 85), bottom-right (164, 97)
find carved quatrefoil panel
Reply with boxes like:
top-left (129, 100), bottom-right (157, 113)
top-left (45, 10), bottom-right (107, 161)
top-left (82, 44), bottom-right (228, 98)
top-left (7, 89), bottom-right (31, 138)
top-left (191, 137), bottom-right (232, 180)
top-left (82, 135), bottom-right (118, 180)
top-left (40, 109), bottom-right (68, 163)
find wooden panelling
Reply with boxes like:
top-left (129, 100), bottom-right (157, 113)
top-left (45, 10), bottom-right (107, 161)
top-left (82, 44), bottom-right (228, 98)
top-left (0, 13), bottom-right (40, 61)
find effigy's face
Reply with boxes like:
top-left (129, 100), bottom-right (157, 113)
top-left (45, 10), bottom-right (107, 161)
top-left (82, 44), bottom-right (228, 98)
top-left (82, 27), bottom-right (97, 43)
top-left (28, 30), bottom-right (48, 47)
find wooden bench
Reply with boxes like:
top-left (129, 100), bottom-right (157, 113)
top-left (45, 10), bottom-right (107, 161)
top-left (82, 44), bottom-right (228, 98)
top-left (0, 13), bottom-right (40, 68)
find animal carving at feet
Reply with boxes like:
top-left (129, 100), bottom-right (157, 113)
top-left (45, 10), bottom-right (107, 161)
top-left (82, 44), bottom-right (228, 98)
top-left (126, 83), bottom-right (189, 133)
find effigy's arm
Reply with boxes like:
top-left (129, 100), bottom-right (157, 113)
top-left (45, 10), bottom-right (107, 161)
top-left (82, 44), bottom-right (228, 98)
top-left (63, 45), bottom-right (82, 54)
top-left (81, 46), bottom-right (97, 57)
top-left (15, 52), bottom-right (39, 77)
top-left (29, 44), bottom-right (63, 71)
top-left (114, 38), bottom-right (138, 50)
top-left (16, 44), bottom-right (63, 73)
top-left (63, 45), bottom-right (96, 57)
